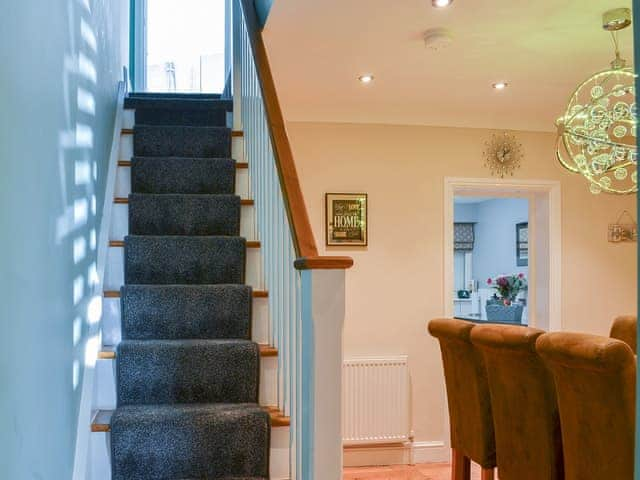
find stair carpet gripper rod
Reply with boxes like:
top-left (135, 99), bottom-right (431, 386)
top-left (109, 96), bottom-right (270, 480)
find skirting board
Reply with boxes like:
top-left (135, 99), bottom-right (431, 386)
top-left (344, 441), bottom-right (448, 467)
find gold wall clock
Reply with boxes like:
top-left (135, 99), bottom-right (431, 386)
top-left (483, 132), bottom-right (523, 178)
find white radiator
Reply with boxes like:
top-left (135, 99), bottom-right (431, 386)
top-left (342, 356), bottom-right (410, 445)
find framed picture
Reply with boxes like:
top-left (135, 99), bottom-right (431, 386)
top-left (516, 222), bottom-right (528, 267)
top-left (325, 193), bottom-right (368, 246)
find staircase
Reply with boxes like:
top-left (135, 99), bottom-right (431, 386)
top-left (94, 94), bottom-right (275, 480)
top-left (88, 4), bottom-right (351, 478)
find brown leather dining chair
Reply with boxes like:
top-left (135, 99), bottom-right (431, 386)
top-left (428, 318), bottom-right (496, 480)
top-left (470, 324), bottom-right (563, 480)
top-left (610, 315), bottom-right (637, 354)
top-left (536, 332), bottom-right (636, 480)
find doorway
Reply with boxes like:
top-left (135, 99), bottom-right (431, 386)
top-left (132, 0), bottom-right (226, 93)
top-left (444, 178), bottom-right (562, 331)
top-left (453, 196), bottom-right (530, 324)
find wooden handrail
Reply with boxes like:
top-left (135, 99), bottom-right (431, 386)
top-left (238, 0), bottom-right (353, 271)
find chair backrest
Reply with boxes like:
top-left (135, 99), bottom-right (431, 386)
top-left (471, 325), bottom-right (563, 480)
top-left (610, 315), bottom-right (637, 354)
top-left (536, 332), bottom-right (636, 480)
top-left (428, 318), bottom-right (496, 468)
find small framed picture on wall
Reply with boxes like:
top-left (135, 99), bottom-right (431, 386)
top-left (325, 193), bottom-right (368, 246)
top-left (516, 222), bottom-right (529, 267)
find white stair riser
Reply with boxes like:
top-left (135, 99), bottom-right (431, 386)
top-left (101, 296), bottom-right (269, 346)
top-left (94, 355), bottom-right (278, 409)
top-left (260, 356), bottom-right (278, 407)
top-left (232, 136), bottom-right (244, 162)
top-left (90, 433), bottom-right (111, 480)
top-left (114, 167), bottom-right (130, 198)
top-left (123, 109), bottom-right (134, 130)
top-left (252, 296), bottom-right (269, 345)
top-left (89, 428), bottom-right (290, 480)
top-left (270, 426), bottom-right (291, 480)
top-left (95, 360), bottom-right (117, 410)
top-left (109, 203), bottom-right (256, 241)
top-left (113, 165), bottom-right (251, 200)
top-left (236, 167), bottom-right (250, 200)
top-left (104, 245), bottom-right (264, 291)
top-left (119, 134), bottom-right (133, 162)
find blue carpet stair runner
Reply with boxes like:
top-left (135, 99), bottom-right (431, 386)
top-left (111, 94), bottom-right (270, 480)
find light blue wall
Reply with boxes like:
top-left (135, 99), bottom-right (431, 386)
top-left (453, 203), bottom-right (478, 223)
top-left (473, 199), bottom-right (529, 284)
top-left (453, 199), bottom-right (528, 290)
top-left (0, 1), bottom-right (129, 478)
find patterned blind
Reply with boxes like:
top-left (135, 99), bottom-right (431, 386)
top-left (454, 223), bottom-right (475, 251)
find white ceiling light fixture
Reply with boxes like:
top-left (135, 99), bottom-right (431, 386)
top-left (358, 74), bottom-right (374, 84)
top-left (493, 82), bottom-right (509, 90)
top-left (432, 0), bottom-right (453, 8)
top-left (555, 7), bottom-right (637, 195)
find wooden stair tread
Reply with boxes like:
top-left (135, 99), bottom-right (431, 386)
top-left (91, 405), bottom-right (288, 432)
top-left (91, 410), bottom-right (113, 432)
top-left (121, 129), bottom-right (242, 137)
top-left (109, 239), bottom-right (260, 248)
top-left (118, 160), bottom-right (248, 169)
top-left (99, 344), bottom-right (277, 359)
top-left (264, 406), bottom-right (291, 427)
top-left (259, 345), bottom-right (278, 357)
top-left (114, 197), bottom-right (254, 206)
top-left (103, 289), bottom-right (268, 299)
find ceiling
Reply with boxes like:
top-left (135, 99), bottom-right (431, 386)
top-left (263, 0), bottom-right (634, 132)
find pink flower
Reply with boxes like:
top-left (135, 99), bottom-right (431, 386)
top-left (518, 273), bottom-right (524, 279)
top-left (487, 278), bottom-right (493, 285)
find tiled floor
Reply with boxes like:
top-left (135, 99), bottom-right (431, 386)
top-left (343, 463), bottom-right (485, 480)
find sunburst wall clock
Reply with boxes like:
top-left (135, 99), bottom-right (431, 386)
top-left (483, 132), bottom-right (523, 178)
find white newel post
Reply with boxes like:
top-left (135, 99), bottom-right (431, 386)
top-left (231, 0), bottom-right (243, 131)
top-left (300, 269), bottom-right (346, 480)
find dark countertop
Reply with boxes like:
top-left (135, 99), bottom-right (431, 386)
top-left (454, 313), bottom-right (529, 327)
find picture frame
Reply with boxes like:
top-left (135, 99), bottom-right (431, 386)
top-left (516, 222), bottom-right (529, 267)
top-left (325, 193), bottom-right (368, 246)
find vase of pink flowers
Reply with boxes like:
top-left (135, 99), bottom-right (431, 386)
top-left (485, 274), bottom-right (527, 323)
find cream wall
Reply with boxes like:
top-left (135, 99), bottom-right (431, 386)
top-left (286, 121), bottom-right (637, 446)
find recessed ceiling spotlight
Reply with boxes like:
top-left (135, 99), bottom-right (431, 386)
top-left (358, 74), bottom-right (374, 84)
top-left (432, 0), bottom-right (453, 8)
top-left (492, 82), bottom-right (508, 90)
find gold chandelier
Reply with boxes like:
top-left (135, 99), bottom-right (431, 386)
top-left (555, 8), bottom-right (637, 195)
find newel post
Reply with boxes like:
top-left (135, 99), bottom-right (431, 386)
top-left (300, 269), bottom-right (346, 480)
top-left (231, 0), bottom-right (243, 131)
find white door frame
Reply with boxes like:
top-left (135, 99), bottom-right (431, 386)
top-left (133, 0), bottom-right (147, 92)
top-left (443, 177), bottom-right (562, 331)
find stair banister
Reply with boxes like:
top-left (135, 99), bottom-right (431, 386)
top-left (232, 1), bottom-right (353, 478)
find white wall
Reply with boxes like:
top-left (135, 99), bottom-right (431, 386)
top-left (0, 1), bottom-right (129, 478)
top-left (286, 121), bottom-right (637, 453)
